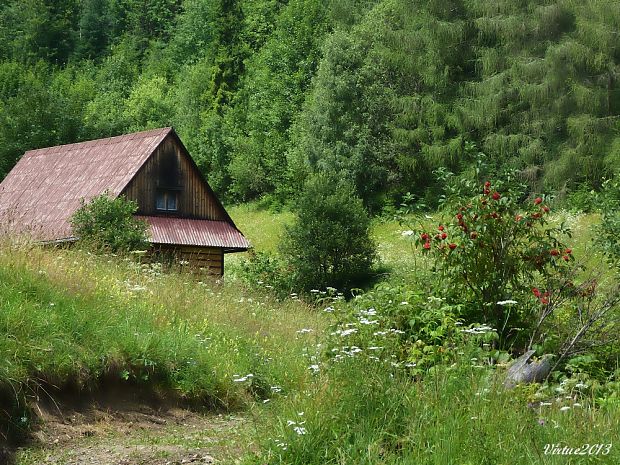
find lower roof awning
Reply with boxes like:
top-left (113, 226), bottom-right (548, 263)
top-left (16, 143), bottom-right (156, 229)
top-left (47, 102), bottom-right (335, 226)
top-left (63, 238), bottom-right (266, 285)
top-left (138, 216), bottom-right (250, 252)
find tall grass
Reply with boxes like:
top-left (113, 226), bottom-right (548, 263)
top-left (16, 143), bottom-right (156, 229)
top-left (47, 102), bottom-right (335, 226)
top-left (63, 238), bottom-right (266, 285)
top-left (250, 358), bottom-right (620, 465)
top-left (0, 240), bottom-right (326, 439)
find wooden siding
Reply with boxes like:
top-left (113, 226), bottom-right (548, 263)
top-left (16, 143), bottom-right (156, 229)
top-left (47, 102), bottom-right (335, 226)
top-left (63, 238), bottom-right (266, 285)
top-left (122, 136), bottom-right (227, 220)
top-left (152, 244), bottom-right (224, 276)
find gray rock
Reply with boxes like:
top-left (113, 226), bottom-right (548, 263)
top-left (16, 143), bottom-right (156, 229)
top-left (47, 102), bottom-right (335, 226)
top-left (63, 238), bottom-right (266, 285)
top-left (504, 350), bottom-right (554, 389)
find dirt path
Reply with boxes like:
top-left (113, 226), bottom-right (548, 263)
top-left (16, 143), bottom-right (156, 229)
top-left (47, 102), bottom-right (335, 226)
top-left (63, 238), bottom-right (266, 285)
top-left (10, 388), bottom-right (255, 465)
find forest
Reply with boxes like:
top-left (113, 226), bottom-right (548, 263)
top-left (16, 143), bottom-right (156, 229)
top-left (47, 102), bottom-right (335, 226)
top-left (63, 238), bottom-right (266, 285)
top-left (1, 0), bottom-right (619, 211)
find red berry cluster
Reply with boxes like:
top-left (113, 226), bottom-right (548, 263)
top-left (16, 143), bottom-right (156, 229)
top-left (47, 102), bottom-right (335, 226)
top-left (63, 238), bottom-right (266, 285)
top-left (532, 287), bottom-right (550, 305)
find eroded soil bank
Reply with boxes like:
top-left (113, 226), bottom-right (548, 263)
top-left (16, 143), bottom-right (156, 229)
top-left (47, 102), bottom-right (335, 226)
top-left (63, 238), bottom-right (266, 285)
top-left (8, 387), bottom-right (254, 465)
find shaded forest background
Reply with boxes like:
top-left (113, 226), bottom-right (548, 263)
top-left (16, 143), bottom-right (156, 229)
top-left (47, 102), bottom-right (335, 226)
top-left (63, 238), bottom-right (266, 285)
top-left (0, 0), bottom-right (619, 210)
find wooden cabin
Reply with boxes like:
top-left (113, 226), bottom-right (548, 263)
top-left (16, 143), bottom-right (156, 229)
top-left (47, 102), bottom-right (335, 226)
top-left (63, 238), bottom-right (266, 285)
top-left (0, 127), bottom-right (249, 275)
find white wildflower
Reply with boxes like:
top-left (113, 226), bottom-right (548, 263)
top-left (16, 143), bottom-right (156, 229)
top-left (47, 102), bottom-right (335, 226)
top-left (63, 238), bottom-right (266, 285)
top-left (293, 426), bottom-right (307, 435)
top-left (401, 230), bottom-right (414, 236)
top-left (560, 406), bottom-right (571, 412)
top-left (497, 300), bottom-right (518, 306)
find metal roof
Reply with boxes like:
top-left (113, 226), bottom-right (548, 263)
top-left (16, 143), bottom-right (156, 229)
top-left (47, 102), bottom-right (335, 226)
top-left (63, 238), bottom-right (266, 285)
top-left (140, 216), bottom-right (250, 251)
top-left (0, 128), bottom-right (172, 241)
top-left (0, 128), bottom-right (249, 251)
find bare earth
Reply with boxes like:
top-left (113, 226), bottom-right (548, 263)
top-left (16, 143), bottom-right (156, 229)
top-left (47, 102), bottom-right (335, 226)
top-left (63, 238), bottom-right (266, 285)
top-left (11, 388), bottom-right (254, 465)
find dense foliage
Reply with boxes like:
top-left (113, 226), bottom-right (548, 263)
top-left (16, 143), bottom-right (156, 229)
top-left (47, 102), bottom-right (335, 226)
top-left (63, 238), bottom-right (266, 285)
top-left (71, 193), bottom-right (148, 252)
top-left (281, 175), bottom-right (376, 292)
top-left (414, 178), bottom-right (573, 343)
top-left (0, 1), bottom-right (619, 208)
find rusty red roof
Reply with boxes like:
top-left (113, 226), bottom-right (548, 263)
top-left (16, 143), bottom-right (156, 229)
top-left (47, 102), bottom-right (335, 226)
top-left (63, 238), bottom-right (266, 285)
top-left (0, 128), bottom-right (249, 251)
top-left (0, 128), bottom-right (172, 241)
top-left (139, 216), bottom-right (249, 251)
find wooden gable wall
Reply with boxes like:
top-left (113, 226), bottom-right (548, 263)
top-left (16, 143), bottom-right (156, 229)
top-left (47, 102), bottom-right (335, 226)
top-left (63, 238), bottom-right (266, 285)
top-left (122, 135), bottom-right (227, 220)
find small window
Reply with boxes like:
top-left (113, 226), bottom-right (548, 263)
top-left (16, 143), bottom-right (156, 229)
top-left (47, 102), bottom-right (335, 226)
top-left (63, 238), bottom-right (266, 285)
top-left (156, 190), bottom-right (178, 211)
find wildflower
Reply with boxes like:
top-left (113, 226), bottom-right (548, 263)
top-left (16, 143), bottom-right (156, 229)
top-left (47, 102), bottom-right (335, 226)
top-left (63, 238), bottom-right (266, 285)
top-left (293, 426), bottom-right (307, 435)
top-left (456, 213), bottom-right (463, 220)
top-left (484, 181), bottom-right (491, 188)
top-left (438, 225), bottom-right (445, 231)
top-left (335, 328), bottom-right (357, 337)
top-left (310, 289), bottom-right (319, 293)
top-left (296, 328), bottom-right (313, 334)
top-left (492, 191), bottom-right (501, 200)
top-left (420, 233), bottom-right (429, 240)
top-left (441, 232), bottom-right (447, 240)
top-left (449, 243), bottom-right (457, 250)
top-left (309, 364), bottom-right (320, 374)
top-left (402, 230), bottom-right (414, 237)
top-left (542, 206), bottom-right (550, 213)
top-left (538, 419), bottom-right (545, 426)
top-left (562, 255), bottom-right (570, 261)
top-left (565, 248), bottom-right (572, 254)
top-left (532, 288), bottom-right (541, 298)
top-left (573, 403), bottom-right (581, 407)
top-left (534, 197), bottom-right (543, 205)
top-left (515, 214), bottom-right (523, 221)
top-left (497, 300), bottom-right (517, 306)
top-left (324, 306), bottom-right (335, 313)
top-left (550, 249), bottom-right (559, 256)
top-left (470, 232), bottom-right (478, 239)
top-left (560, 406), bottom-right (571, 412)
top-left (423, 241), bottom-right (431, 250)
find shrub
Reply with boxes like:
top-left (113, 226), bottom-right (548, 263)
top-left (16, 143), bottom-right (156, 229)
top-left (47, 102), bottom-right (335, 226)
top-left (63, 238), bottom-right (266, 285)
top-left (597, 176), bottom-right (620, 265)
top-left (410, 178), bottom-right (573, 346)
top-left (71, 193), bottom-right (148, 252)
top-left (238, 250), bottom-right (294, 299)
top-left (281, 175), bottom-right (376, 293)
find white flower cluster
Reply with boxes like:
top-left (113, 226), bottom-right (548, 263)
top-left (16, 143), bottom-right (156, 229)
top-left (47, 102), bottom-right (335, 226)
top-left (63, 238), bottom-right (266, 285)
top-left (232, 373), bottom-right (254, 382)
top-left (460, 325), bottom-right (496, 335)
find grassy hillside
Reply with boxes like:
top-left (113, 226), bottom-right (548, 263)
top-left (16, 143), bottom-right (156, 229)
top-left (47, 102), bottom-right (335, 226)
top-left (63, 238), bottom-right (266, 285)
top-left (0, 238), bottom-right (326, 440)
top-left (2, 204), bottom-right (619, 464)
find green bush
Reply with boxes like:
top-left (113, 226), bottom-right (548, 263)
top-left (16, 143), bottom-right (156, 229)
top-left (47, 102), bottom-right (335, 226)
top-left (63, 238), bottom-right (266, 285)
top-left (281, 175), bottom-right (376, 293)
top-left (71, 193), bottom-right (148, 252)
top-left (597, 176), bottom-right (620, 266)
top-left (410, 178), bottom-right (573, 346)
top-left (239, 250), bottom-right (294, 299)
